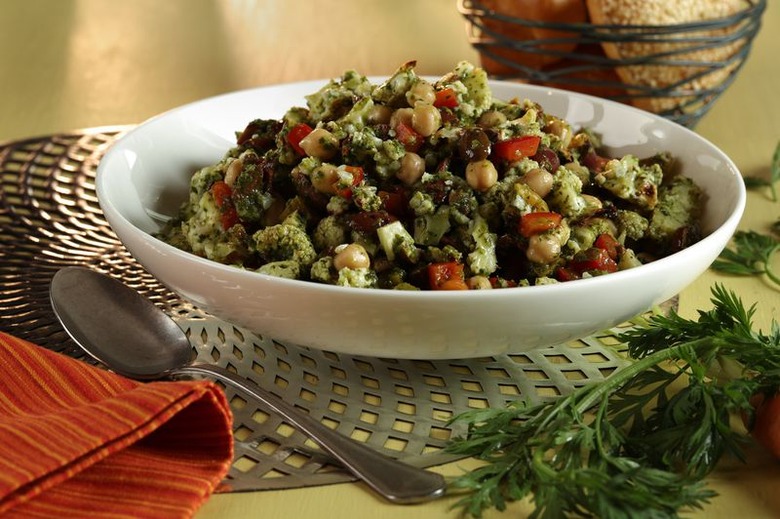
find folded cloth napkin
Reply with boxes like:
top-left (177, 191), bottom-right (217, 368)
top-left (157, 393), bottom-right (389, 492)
top-left (0, 331), bottom-right (234, 518)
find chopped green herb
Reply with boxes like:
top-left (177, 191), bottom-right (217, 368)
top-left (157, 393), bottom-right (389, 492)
top-left (712, 230), bottom-right (780, 288)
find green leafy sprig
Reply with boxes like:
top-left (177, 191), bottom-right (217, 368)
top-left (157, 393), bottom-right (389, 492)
top-left (445, 285), bottom-right (780, 519)
top-left (712, 230), bottom-right (780, 287)
top-left (743, 141), bottom-right (779, 201)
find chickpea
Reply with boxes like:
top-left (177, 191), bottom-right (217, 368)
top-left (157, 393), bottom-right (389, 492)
top-left (581, 194), bottom-right (603, 215)
top-left (390, 107), bottom-right (414, 129)
top-left (406, 80), bottom-right (436, 106)
top-left (333, 243), bottom-right (371, 270)
top-left (310, 164), bottom-right (339, 195)
top-left (526, 234), bottom-right (561, 264)
top-left (224, 157), bottom-right (243, 187)
top-left (396, 152), bottom-right (426, 186)
top-left (411, 103), bottom-right (441, 137)
top-left (467, 276), bottom-right (492, 290)
top-left (524, 168), bottom-right (554, 198)
top-left (545, 116), bottom-right (572, 148)
top-left (299, 128), bottom-right (339, 160)
top-left (465, 159), bottom-right (499, 192)
top-left (368, 104), bottom-right (392, 125)
top-left (477, 110), bottom-right (507, 129)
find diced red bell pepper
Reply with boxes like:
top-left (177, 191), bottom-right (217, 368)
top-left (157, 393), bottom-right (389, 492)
top-left (286, 122), bottom-right (313, 155)
top-left (395, 121), bottom-right (423, 152)
top-left (555, 266), bottom-right (580, 282)
top-left (428, 262), bottom-right (468, 290)
top-left (594, 233), bottom-right (623, 261)
top-left (569, 247), bottom-right (619, 274)
top-left (489, 277), bottom-right (518, 289)
top-left (518, 211), bottom-right (562, 238)
top-left (494, 135), bottom-right (541, 162)
top-left (433, 87), bottom-right (459, 108)
top-left (439, 279), bottom-right (470, 290)
top-left (336, 165), bottom-right (364, 199)
top-left (210, 180), bottom-right (239, 230)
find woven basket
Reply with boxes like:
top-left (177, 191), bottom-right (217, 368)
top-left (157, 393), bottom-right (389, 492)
top-left (458, 0), bottom-right (766, 127)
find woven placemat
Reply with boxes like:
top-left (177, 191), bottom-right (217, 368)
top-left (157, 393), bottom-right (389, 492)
top-left (0, 128), bottom-right (644, 492)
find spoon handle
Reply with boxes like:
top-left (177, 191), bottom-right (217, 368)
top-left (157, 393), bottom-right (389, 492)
top-left (175, 363), bottom-right (447, 504)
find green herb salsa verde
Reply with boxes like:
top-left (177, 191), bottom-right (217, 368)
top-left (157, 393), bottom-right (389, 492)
top-left (160, 60), bottom-right (704, 290)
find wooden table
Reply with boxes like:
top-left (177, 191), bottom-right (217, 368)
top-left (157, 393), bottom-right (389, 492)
top-left (2, 1), bottom-right (778, 517)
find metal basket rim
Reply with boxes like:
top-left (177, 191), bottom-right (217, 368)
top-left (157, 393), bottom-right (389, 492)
top-left (458, 0), bottom-right (766, 34)
top-left (456, 0), bottom-right (766, 127)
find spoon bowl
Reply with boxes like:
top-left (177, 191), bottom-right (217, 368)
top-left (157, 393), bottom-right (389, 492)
top-left (49, 266), bottom-right (447, 504)
top-left (49, 267), bottom-right (191, 379)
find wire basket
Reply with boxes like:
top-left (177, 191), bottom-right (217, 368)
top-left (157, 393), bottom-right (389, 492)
top-left (458, 0), bottom-right (766, 127)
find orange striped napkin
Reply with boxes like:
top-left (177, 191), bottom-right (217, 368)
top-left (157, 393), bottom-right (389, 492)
top-left (0, 331), bottom-right (234, 518)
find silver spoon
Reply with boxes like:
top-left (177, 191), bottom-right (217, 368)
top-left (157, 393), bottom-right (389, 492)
top-left (49, 266), bottom-right (447, 504)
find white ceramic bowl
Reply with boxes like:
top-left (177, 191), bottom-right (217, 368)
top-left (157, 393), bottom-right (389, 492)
top-left (96, 79), bottom-right (745, 359)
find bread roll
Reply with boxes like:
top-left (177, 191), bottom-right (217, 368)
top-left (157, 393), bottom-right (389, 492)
top-left (476, 0), bottom-right (588, 75)
top-left (585, 0), bottom-right (747, 114)
top-left (541, 42), bottom-right (626, 99)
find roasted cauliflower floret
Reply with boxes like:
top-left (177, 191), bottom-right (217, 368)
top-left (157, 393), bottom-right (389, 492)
top-left (372, 60), bottom-right (419, 107)
top-left (337, 267), bottom-right (379, 288)
top-left (466, 215), bottom-right (498, 276)
top-left (594, 155), bottom-right (663, 210)
top-left (647, 176), bottom-right (703, 243)
top-left (179, 189), bottom-right (249, 264)
top-left (257, 260), bottom-right (301, 280)
top-left (440, 60), bottom-right (492, 120)
top-left (547, 165), bottom-right (588, 218)
top-left (615, 210), bottom-right (649, 242)
top-left (253, 212), bottom-right (316, 266)
top-left (313, 215), bottom-right (349, 250)
top-left (306, 69), bottom-right (373, 122)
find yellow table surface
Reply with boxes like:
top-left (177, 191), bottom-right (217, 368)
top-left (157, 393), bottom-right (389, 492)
top-left (1, 1), bottom-right (778, 517)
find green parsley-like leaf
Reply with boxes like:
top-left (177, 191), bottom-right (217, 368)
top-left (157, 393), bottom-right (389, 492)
top-left (744, 141), bottom-right (779, 201)
top-left (711, 230), bottom-right (780, 287)
top-left (446, 284), bottom-right (780, 518)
